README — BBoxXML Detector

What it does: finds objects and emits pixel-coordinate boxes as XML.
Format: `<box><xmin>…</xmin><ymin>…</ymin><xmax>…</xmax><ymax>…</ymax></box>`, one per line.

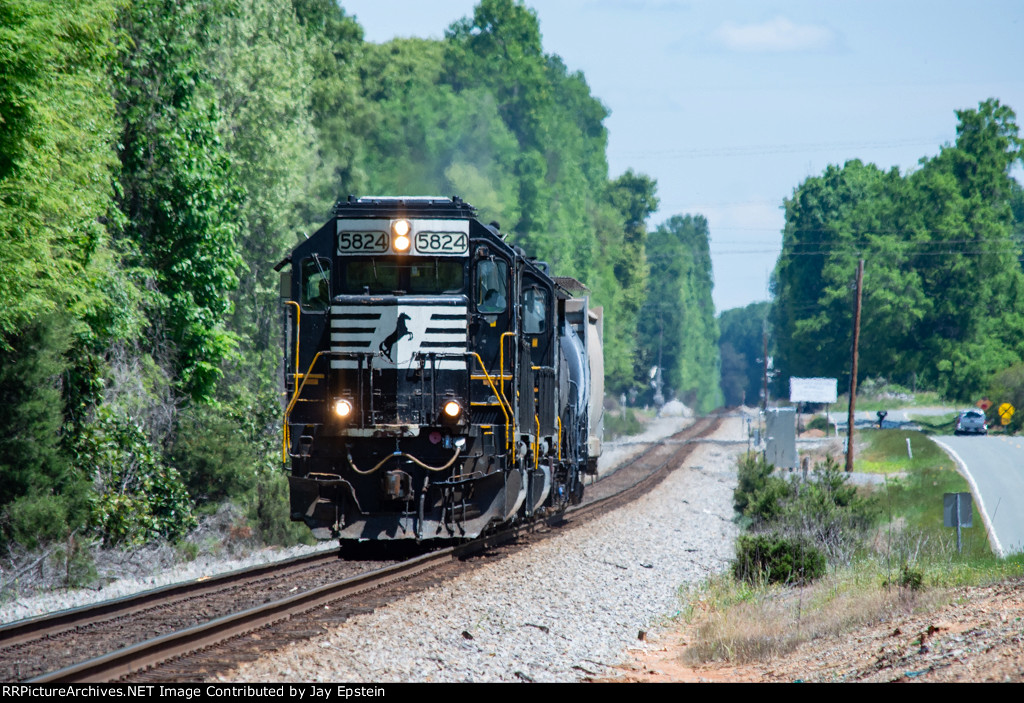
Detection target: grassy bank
<box><xmin>678</xmin><ymin>429</ymin><xmax>1024</xmax><ymax>665</ymax></box>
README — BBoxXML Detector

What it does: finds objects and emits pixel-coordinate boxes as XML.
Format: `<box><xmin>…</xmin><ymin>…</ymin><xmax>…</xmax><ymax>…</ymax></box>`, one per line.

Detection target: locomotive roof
<box><xmin>333</xmin><ymin>195</ymin><xmax>477</xmax><ymax>219</ymax></box>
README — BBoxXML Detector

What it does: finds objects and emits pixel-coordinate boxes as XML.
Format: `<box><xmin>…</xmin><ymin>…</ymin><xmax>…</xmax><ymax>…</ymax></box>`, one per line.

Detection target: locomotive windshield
<box><xmin>340</xmin><ymin>258</ymin><xmax>465</xmax><ymax>295</ymax></box>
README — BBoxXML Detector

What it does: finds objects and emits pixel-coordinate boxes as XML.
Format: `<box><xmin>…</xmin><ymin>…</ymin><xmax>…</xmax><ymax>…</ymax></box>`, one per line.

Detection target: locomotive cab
<box><xmin>279</xmin><ymin>196</ymin><xmax>599</xmax><ymax>542</ymax></box>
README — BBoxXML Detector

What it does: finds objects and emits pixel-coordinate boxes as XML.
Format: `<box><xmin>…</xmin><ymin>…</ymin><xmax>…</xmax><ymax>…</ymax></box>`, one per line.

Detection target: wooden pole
<box><xmin>846</xmin><ymin>259</ymin><xmax>864</xmax><ymax>472</ymax></box>
<box><xmin>762</xmin><ymin>321</ymin><xmax>769</xmax><ymax>411</ymax></box>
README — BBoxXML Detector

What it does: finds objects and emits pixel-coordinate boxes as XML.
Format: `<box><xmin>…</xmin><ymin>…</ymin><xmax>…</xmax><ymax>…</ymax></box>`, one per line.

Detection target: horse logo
<box><xmin>379</xmin><ymin>312</ymin><xmax>413</xmax><ymax>362</ymax></box>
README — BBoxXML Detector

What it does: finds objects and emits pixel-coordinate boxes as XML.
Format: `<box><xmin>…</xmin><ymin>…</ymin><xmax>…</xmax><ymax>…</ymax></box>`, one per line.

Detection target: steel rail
<box><xmin>0</xmin><ymin>549</ymin><xmax>339</xmax><ymax>649</ymax></box>
<box><xmin>29</xmin><ymin>547</ymin><xmax>462</xmax><ymax>683</ymax></box>
<box><xmin>568</xmin><ymin>416</ymin><xmax>722</xmax><ymax>519</ymax></box>
<box><xmin>17</xmin><ymin>414</ymin><xmax>724</xmax><ymax>683</ymax></box>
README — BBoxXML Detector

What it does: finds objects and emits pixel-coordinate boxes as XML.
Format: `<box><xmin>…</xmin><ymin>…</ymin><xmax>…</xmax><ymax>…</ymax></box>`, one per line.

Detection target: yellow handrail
<box><xmin>469</xmin><ymin>352</ymin><xmax>515</xmax><ymax>459</ymax></box>
<box><xmin>556</xmin><ymin>416</ymin><xmax>562</xmax><ymax>462</ymax></box>
<box><xmin>534</xmin><ymin>414</ymin><xmax>540</xmax><ymax>470</ymax></box>
<box><xmin>282</xmin><ymin>350</ymin><xmax>327</xmax><ymax>463</ymax></box>
<box><xmin>498</xmin><ymin>331</ymin><xmax>517</xmax><ymax>422</ymax></box>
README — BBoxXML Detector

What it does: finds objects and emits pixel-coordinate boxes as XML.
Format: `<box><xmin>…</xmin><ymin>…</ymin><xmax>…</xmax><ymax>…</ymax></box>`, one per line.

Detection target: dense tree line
<box><xmin>637</xmin><ymin>215</ymin><xmax>722</xmax><ymax>413</ymax></box>
<box><xmin>0</xmin><ymin>0</ymin><xmax>722</xmax><ymax>553</ymax></box>
<box><xmin>718</xmin><ymin>302</ymin><xmax>771</xmax><ymax>408</ymax></box>
<box><xmin>768</xmin><ymin>99</ymin><xmax>1024</xmax><ymax>403</ymax></box>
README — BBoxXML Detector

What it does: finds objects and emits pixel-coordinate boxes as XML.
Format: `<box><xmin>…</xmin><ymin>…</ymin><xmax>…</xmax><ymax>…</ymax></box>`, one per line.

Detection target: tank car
<box><xmin>277</xmin><ymin>196</ymin><xmax>603</xmax><ymax>541</ymax></box>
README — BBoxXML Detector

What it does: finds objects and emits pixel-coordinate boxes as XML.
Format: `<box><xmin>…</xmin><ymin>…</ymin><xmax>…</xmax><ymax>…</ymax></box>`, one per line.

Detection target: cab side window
<box><xmin>476</xmin><ymin>259</ymin><xmax>508</xmax><ymax>313</ymax></box>
<box><xmin>522</xmin><ymin>286</ymin><xmax>548</xmax><ymax>334</ymax></box>
<box><xmin>301</xmin><ymin>257</ymin><xmax>331</xmax><ymax>311</ymax></box>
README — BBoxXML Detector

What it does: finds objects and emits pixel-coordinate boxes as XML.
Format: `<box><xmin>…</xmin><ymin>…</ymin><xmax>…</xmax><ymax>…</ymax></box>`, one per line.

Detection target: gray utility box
<box><xmin>765</xmin><ymin>407</ymin><xmax>797</xmax><ymax>469</ymax></box>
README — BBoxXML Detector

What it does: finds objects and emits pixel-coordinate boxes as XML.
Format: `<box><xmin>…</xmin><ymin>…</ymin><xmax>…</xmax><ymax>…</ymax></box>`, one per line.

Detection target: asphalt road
<box><xmin>933</xmin><ymin>434</ymin><xmax>1024</xmax><ymax>557</ymax></box>
<box><xmin>832</xmin><ymin>406</ymin><xmax>955</xmax><ymax>432</ymax></box>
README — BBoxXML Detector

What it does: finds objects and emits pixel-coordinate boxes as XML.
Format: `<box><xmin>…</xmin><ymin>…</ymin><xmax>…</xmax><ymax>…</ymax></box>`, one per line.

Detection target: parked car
<box><xmin>954</xmin><ymin>409</ymin><xmax>988</xmax><ymax>435</ymax></box>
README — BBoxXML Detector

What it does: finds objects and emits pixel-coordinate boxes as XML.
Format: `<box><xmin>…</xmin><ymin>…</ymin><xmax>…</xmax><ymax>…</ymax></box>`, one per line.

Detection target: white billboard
<box><xmin>790</xmin><ymin>377</ymin><xmax>838</xmax><ymax>403</ymax></box>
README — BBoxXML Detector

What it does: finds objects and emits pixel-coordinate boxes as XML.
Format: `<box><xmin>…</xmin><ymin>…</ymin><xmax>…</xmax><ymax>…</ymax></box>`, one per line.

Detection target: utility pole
<box><xmin>761</xmin><ymin>321</ymin><xmax>769</xmax><ymax>411</ymax></box>
<box><xmin>846</xmin><ymin>259</ymin><xmax>864</xmax><ymax>473</ymax></box>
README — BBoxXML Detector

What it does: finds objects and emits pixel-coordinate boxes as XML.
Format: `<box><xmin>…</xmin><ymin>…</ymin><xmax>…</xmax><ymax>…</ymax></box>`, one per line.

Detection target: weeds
<box><xmin>680</xmin><ymin>429</ymin><xmax>1019</xmax><ymax>665</ymax></box>
<box><xmin>604</xmin><ymin>407</ymin><xmax>646</xmax><ymax>439</ymax></box>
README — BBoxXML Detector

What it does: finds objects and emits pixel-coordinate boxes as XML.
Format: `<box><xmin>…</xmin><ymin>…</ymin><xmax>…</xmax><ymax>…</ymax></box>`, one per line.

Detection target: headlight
<box><xmin>392</xmin><ymin>220</ymin><xmax>411</xmax><ymax>252</ymax></box>
<box><xmin>442</xmin><ymin>400</ymin><xmax>462</xmax><ymax>419</ymax></box>
<box><xmin>334</xmin><ymin>398</ymin><xmax>353</xmax><ymax>419</ymax></box>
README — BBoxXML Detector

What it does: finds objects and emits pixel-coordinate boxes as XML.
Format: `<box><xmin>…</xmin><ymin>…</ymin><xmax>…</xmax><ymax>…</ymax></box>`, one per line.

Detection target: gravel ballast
<box><xmin>222</xmin><ymin>415</ymin><xmax>745</xmax><ymax>683</ymax></box>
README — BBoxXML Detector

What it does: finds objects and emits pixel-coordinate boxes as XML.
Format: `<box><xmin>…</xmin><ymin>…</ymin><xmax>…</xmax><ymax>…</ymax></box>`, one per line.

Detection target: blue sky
<box><xmin>339</xmin><ymin>0</ymin><xmax>1024</xmax><ymax>312</ymax></box>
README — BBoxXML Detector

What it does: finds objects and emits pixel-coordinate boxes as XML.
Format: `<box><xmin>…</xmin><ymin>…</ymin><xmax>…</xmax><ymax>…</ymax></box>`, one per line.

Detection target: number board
<box><xmin>336</xmin><ymin>219</ymin><xmax>469</xmax><ymax>256</ymax></box>
<box><xmin>337</xmin><ymin>230</ymin><xmax>388</xmax><ymax>254</ymax></box>
<box><xmin>415</xmin><ymin>231</ymin><xmax>468</xmax><ymax>255</ymax></box>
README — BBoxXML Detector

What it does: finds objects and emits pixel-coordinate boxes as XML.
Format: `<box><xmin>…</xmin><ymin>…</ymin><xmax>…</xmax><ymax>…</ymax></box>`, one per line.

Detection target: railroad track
<box><xmin>3</xmin><ymin>415</ymin><xmax>723</xmax><ymax>683</ymax></box>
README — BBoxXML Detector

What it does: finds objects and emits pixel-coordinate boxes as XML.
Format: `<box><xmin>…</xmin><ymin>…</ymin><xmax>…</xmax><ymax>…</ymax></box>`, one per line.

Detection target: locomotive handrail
<box><xmin>409</xmin><ymin>349</ymin><xmax>515</xmax><ymax>460</ymax></box>
<box><xmin>468</xmin><ymin>352</ymin><xmax>514</xmax><ymax>459</ymax></box>
<box><xmin>282</xmin><ymin>350</ymin><xmax>345</xmax><ymax>463</ymax></box>
<box><xmin>556</xmin><ymin>416</ymin><xmax>562</xmax><ymax>462</ymax></box>
<box><xmin>498</xmin><ymin>331</ymin><xmax>517</xmax><ymax>425</ymax></box>
<box><xmin>534</xmin><ymin>414</ymin><xmax>540</xmax><ymax>470</ymax></box>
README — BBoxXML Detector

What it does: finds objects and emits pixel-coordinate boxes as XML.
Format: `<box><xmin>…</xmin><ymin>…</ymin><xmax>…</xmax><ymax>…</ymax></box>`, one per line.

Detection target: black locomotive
<box><xmin>277</xmin><ymin>196</ymin><xmax>604</xmax><ymax>541</ymax></box>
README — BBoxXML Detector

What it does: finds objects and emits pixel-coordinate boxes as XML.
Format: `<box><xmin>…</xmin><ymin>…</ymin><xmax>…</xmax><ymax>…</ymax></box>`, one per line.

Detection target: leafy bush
<box><xmin>897</xmin><ymin>562</ymin><xmax>924</xmax><ymax>591</ymax></box>
<box><xmin>249</xmin><ymin>469</ymin><xmax>314</xmax><ymax>547</ymax></box>
<box><xmin>75</xmin><ymin>408</ymin><xmax>196</xmax><ymax>545</ymax></box>
<box><xmin>605</xmin><ymin>407</ymin><xmax>644</xmax><ymax>439</ymax></box>
<box><xmin>805</xmin><ymin>415</ymin><xmax>830</xmax><ymax>432</ymax></box>
<box><xmin>170</xmin><ymin>403</ymin><xmax>257</xmax><ymax>504</ymax></box>
<box><xmin>734</xmin><ymin>454</ymin><xmax>878</xmax><ymax>564</ymax></box>
<box><xmin>733</xmin><ymin>533</ymin><xmax>826</xmax><ymax>585</ymax></box>
<box><xmin>2</xmin><ymin>493</ymin><xmax>72</xmax><ymax>550</ymax></box>
<box><xmin>734</xmin><ymin>453</ymin><xmax>789</xmax><ymax>522</ymax></box>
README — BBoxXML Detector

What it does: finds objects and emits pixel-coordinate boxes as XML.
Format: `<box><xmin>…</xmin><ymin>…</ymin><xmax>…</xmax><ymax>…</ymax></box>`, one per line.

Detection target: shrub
<box><xmin>2</xmin><ymin>493</ymin><xmax>72</xmax><ymax>550</ymax></box>
<box><xmin>734</xmin><ymin>453</ymin><xmax>790</xmax><ymax>522</ymax></box>
<box><xmin>248</xmin><ymin>469</ymin><xmax>313</xmax><ymax>547</ymax></box>
<box><xmin>805</xmin><ymin>415</ymin><xmax>830</xmax><ymax>432</ymax></box>
<box><xmin>605</xmin><ymin>407</ymin><xmax>644</xmax><ymax>439</ymax></box>
<box><xmin>734</xmin><ymin>454</ymin><xmax>878</xmax><ymax>565</ymax></box>
<box><xmin>75</xmin><ymin>408</ymin><xmax>196</xmax><ymax>545</ymax></box>
<box><xmin>733</xmin><ymin>533</ymin><xmax>826</xmax><ymax>585</ymax></box>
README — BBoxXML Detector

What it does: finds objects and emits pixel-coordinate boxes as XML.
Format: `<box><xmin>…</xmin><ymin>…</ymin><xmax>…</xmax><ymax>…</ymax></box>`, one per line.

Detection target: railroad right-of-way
<box><xmin>218</xmin><ymin>414</ymin><xmax>747</xmax><ymax>683</ymax></box>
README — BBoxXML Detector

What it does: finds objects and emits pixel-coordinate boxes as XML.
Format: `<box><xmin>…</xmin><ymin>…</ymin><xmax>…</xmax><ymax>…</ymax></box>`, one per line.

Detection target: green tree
<box><xmin>115</xmin><ymin>0</ymin><xmax>244</xmax><ymax>401</ymax></box>
<box><xmin>638</xmin><ymin>215</ymin><xmax>722</xmax><ymax>411</ymax></box>
<box><xmin>0</xmin><ymin>317</ymin><xmax>89</xmax><ymax>547</ymax></box>
<box><xmin>357</xmin><ymin>38</ymin><xmax>520</xmax><ymax>228</ymax></box>
<box><xmin>0</xmin><ymin>0</ymin><xmax>121</xmax><ymax>345</ymax></box>
<box><xmin>771</xmin><ymin>100</ymin><xmax>1024</xmax><ymax>402</ymax></box>
<box><xmin>719</xmin><ymin>301</ymin><xmax>771</xmax><ymax>407</ymax></box>
<box><xmin>291</xmin><ymin>0</ymin><xmax>368</xmax><ymax>215</ymax></box>
<box><xmin>203</xmin><ymin>0</ymin><xmax>325</xmax><ymax>390</ymax></box>
<box><xmin>907</xmin><ymin>100</ymin><xmax>1024</xmax><ymax>398</ymax></box>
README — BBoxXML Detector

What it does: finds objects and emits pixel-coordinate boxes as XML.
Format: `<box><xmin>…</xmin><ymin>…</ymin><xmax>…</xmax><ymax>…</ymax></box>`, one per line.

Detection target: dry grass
<box><xmin>681</xmin><ymin>568</ymin><xmax>949</xmax><ymax>665</ymax></box>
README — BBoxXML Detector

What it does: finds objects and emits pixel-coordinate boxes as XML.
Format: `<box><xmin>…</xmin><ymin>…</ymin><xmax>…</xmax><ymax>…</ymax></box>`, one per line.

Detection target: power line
<box><xmin>620</xmin><ymin>136</ymin><xmax>947</xmax><ymax>160</ymax></box>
